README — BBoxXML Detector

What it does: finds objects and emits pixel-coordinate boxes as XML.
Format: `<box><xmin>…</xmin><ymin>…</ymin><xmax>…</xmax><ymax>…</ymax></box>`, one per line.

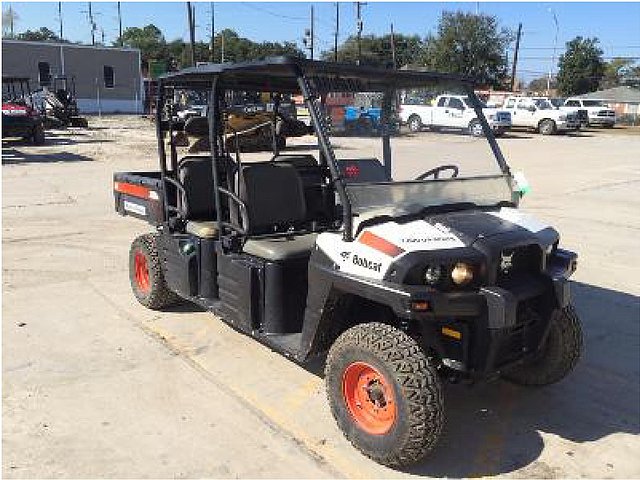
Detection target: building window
<box><xmin>103</xmin><ymin>66</ymin><xmax>114</xmax><ymax>88</ymax></box>
<box><xmin>38</xmin><ymin>62</ymin><xmax>51</xmax><ymax>86</ymax></box>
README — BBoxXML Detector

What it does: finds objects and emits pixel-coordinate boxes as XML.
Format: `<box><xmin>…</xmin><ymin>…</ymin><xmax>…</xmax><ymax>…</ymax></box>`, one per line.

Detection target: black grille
<box><xmin>496</xmin><ymin>244</ymin><xmax>542</xmax><ymax>285</ymax></box>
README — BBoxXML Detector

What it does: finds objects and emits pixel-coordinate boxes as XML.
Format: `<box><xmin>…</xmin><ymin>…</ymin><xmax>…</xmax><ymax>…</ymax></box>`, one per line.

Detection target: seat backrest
<box><xmin>178</xmin><ymin>156</ymin><xmax>216</xmax><ymax>220</ymax></box>
<box><xmin>239</xmin><ymin>163</ymin><xmax>307</xmax><ymax>234</ymax></box>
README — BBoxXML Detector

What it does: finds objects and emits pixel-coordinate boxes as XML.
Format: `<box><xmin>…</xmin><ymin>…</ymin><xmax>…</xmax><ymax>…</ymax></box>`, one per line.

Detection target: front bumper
<box><xmin>556</xmin><ymin>119</ymin><xmax>580</xmax><ymax>131</ymax></box>
<box><xmin>588</xmin><ymin>116</ymin><xmax>616</xmax><ymax>126</ymax></box>
<box><xmin>2</xmin><ymin>115</ymin><xmax>37</xmax><ymax>138</ymax></box>
<box><xmin>404</xmin><ymin>249</ymin><xmax>578</xmax><ymax>377</ymax></box>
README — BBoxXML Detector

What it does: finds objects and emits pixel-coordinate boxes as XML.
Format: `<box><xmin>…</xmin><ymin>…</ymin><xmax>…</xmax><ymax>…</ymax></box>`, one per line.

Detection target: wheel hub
<box><xmin>342</xmin><ymin>362</ymin><xmax>396</xmax><ymax>435</ymax></box>
<box><xmin>134</xmin><ymin>251</ymin><xmax>150</xmax><ymax>292</ymax></box>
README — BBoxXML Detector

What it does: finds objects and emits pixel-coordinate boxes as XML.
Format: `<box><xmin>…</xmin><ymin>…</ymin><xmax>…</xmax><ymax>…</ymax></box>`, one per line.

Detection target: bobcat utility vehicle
<box><xmin>114</xmin><ymin>57</ymin><xmax>582</xmax><ymax>467</ymax></box>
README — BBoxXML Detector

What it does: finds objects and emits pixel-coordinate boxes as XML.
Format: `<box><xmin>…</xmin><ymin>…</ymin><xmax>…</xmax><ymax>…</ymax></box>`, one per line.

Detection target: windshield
<box><xmin>583</xmin><ymin>100</ymin><xmax>607</xmax><ymax>107</ymax></box>
<box><xmin>315</xmin><ymin>80</ymin><xmax>512</xmax><ymax>221</ymax></box>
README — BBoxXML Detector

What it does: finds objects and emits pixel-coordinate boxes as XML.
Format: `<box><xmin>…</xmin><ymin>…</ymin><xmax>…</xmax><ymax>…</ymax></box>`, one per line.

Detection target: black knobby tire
<box><xmin>129</xmin><ymin>234</ymin><xmax>180</xmax><ymax>310</ymax></box>
<box><xmin>539</xmin><ymin>119</ymin><xmax>556</xmax><ymax>135</ymax></box>
<box><xmin>468</xmin><ymin>119</ymin><xmax>484</xmax><ymax>137</ymax></box>
<box><xmin>502</xmin><ymin>305</ymin><xmax>583</xmax><ymax>386</ymax></box>
<box><xmin>408</xmin><ymin>115</ymin><xmax>422</xmax><ymax>133</ymax></box>
<box><xmin>32</xmin><ymin>124</ymin><xmax>45</xmax><ymax>145</ymax></box>
<box><xmin>325</xmin><ymin>322</ymin><xmax>444</xmax><ymax>467</ymax></box>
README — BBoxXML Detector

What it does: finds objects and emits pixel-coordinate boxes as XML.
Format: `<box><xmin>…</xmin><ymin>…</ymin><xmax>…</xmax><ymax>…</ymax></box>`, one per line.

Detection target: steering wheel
<box><xmin>415</xmin><ymin>164</ymin><xmax>459</xmax><ymax>180</ymax></box>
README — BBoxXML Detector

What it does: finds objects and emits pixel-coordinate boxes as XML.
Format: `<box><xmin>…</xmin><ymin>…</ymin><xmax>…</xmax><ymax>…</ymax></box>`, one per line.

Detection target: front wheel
<box><xmin>407</xmin><ymin>115</ymin><xmax>423</xmax><ymax>133</ymax></box>
<box><xmin>538</xmin><ymin>119</ymin><xmax>557</xmax><ymax>135</ymax></box>
<box><xmin>468</xmin><ymin>119</ymin><xmax>484</xmax><ymax>137</ymax></box>
<box><xmin>502</xmin><ymin>306</ymin><xmax>583</xmax><ymax>386</ymax></box>
<box><xmin>129</xmin><ymin>234</ymin><xmax>180</xmax><ymax>310</ymax></box>
<box><xmin>325</xmin><ymin>322</ymin><xmax>444</xmax><ymax>467</ymax></box>
<box><xmin>32</xmin><ymin>124</ymin><xmax>45</xmax><ymax>145</ymax></box>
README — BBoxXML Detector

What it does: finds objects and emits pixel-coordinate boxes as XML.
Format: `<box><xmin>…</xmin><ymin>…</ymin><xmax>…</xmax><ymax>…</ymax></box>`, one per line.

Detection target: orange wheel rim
<box><xmin>134</xmin><ymin>251</ymin><xmax>150</xmax><ymax>292</ymax></box>
<box><xmin>342</xmin><ymin>362</ymin><xmax>396</xmax><ymax>435</ymax></box>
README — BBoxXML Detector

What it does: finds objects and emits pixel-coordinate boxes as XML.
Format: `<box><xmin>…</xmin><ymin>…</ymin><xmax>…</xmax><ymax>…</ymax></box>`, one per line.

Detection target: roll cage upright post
<box><xmin>466</xmin><ymin>86</ymin><xmax>511</xmax><ymax>176</ymax></box>
<box><xmin>207</xmin><ymin>77</ymin><xmax>224</xmax><ymax>237</ymax></box>
<box><xmin>295</xmin><ymin>67</ymin><xmax>354</xmax><ymax>242</ymax></box>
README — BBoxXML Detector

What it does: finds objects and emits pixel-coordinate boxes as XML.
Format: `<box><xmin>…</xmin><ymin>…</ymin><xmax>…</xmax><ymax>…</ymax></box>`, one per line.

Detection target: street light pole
<box><xmin>546</xmin><ymin>8</ymin><xmax>559</xmax><ymax>95</ymax></box>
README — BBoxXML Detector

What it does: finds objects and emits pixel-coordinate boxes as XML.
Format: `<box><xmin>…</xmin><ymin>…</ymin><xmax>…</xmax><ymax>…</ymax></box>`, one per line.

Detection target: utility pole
<box><xmin>510</xmin><ymin>23</ymin><xmax>522</xmax><ymax>92</ymax></box>
<box><xmin>88</xmin><ymin>2</ymin><xmax>95</xmax><ymax>46</ymax></box>
<box><xmin>390</xmin><ymin>23</ymin><xmax>396</xmax><ymax>69</ymax></box>
<box><xmin>334</xmin><ymin>2</ymin><xmax>339</xmax><ymax>62</ymax></box>
<box><xmin>9</xmin><ymin>4</ymin><xmax>14</xmax><ymax>38</ymax></box>
<box><xmin>356</xmin><ymin>2</ymin><xmax>363</xmax><ymax>65</ymax></box>
<box><xmin>303</xmin><ymin>6</ymin><xmax>314</xmax><ymax>60</ymax></box>
<box><xmin>58</xmin><ymin>2</ymin><xmax>63</xmax><ymax>40</ymax></box>
<box><xmin>117</xmin><ymin>2</ymin><xmax>122</xmax><ymax>45</ymax></box>
<box><xmin>187</xmin><ymin>2</ymin><xmax>196</xmax><ymax>66</ymax></box>
<box><xmin>101</xmin><ymin>27</ymin><xmax>105</xmax><ymax>45</ymax></box>
<box><xmin>546</xmin><ymin>8</ymin><xmax>559</xmax><ymax>95</ymax></box>
<box><xmin>209</xmin><ymin>2</ymin><xmax>215</xmax><ymax>62</ymax></box>
<box><xmin>221</xmin><ymin>32</ymin><xmax>225</xmax><ymax>63</ymax></box>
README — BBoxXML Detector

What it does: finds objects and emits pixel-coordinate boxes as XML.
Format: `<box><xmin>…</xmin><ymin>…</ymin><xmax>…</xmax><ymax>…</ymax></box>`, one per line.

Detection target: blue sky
<box><xmin>5</xmin><ymin>1</ymin><xmax>640</xmax><ymax>81</ymax></box>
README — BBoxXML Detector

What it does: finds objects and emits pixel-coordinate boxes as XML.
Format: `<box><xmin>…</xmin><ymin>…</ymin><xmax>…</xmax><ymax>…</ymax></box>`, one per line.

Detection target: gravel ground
<box><xmin>3</xmin><ymin>116</ymin><xmax>639</xmax><ymax>478</ymax></box>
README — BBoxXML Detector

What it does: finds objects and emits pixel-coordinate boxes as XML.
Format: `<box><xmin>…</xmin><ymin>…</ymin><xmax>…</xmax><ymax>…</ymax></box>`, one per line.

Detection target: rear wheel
<box><xmin>325</xmin><ymin>322</ymin><xmax>444</xmax><ymax>467</ymax></box>
<box><xmin>468</xmin><ymin>119</ymin><xmax>484</xmax><ymax>137</ymax></box>
<box><xmin>407</xmin><ymin>115</ymin><xmax>422</xmax><ymax>133</ymax></box>
<box><xmin>502</xmin><ymin>306</ymin><xmax>583</xmax><ymax>386</ymax></box>
<box><xmin>129</xmin><ymin>234</ymin><xmax>179</xmax><ymax>310</ymax></box>
<box><xmin>538</xmin><ymin>119</ymin><xmax>556</xmax><ymax>135</ymax></box>
<box><xmin>32</xmin><ymin>124</ymin><xmax>45</xmax><ymax>145</ymax></box>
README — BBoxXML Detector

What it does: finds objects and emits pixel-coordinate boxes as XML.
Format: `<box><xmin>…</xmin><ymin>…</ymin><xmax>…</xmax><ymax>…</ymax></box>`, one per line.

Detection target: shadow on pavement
<box><xmin>2</xmin><ymin>145</ymin><xmax>93</xmax><ymax>165</ymax></box>
<box><xmin>405</xmin><ymin>280</ymin><xmax>639</xmax><ymax>477</ymax></box>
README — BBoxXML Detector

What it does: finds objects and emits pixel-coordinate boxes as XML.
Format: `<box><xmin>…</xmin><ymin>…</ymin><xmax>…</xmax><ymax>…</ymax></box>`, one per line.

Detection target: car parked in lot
<box><xmin>400</xmin><ymin>94</ymin><xmax>511</xmax><ymax>136</ymax></box>
<box><xmin>502</xmin><ymin>96</ymin><xmax>580</xmax><ymax>135</ymax></box>
<box><xmin>563</xmin><ymin>98</ymin><xmax>616</xmax><ymax>127</ymax></box>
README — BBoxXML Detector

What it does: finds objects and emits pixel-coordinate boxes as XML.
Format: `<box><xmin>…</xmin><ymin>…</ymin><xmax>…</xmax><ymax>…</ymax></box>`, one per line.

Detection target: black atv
<box><xmin>113</xmin><ymin>57</ymin><xmax>582</xmax><ymax>467</ymax></box>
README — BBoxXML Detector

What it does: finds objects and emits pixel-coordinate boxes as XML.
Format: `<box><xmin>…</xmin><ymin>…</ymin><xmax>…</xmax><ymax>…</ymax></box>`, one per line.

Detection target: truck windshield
<box><xmin>315</xmin><ymin>80</ymin><xmax>512</xmax><ymax>221</ymax></box>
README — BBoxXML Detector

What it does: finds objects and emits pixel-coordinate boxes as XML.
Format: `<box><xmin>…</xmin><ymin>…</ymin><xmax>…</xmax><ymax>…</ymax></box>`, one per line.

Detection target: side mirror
<box><xmin>513</xmin><ymin>171</ymin><xmax>531</xmax><ymax>197</ymax></box>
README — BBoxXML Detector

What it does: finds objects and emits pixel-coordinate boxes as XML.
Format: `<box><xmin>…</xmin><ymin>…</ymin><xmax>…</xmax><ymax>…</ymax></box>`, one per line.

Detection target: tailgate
<box><xmin>113</xmin><ymin>171</ymin><xmax>165</xmax><ymax>225</ymax></box>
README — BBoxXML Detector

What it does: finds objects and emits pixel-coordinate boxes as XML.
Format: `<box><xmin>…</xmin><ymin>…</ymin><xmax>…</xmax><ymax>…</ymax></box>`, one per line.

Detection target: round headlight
<box><xmin>451</xmin><ymin>262</ymin><xmax>474</xmax><ymax>285</ymax></box>
<box><xmin>424</xmin><ymin>265</ymin><xmax>443</xmax><ymax>285</ymax></box>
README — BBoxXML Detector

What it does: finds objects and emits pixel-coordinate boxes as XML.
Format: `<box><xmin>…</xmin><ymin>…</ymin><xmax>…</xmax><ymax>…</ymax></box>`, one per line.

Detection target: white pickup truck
<box><xmin>399</xmin><ymin>94</ymin><xmax>512</xmax><ymax>136</ymax></box>
<box><xmin>502</xmin><ymin>96</ymin><xmax>580</xmax><ymax>135</ymax></box>
<box><xmin>562</xmin><ymin>98</ymin><xmax>616</xmax><ymax>127</ymax></box>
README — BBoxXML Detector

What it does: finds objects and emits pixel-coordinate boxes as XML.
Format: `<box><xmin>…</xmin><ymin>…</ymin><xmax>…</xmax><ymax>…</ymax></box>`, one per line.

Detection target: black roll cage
<box><xmin>2</xmin><ymin>77</ymin><xmax>33</xmax><ymax>102</ymax></box>
<box><xmin>154</xmin><ymin>56</ymin><xmax>511</xmax><ymax>243</ymax></box>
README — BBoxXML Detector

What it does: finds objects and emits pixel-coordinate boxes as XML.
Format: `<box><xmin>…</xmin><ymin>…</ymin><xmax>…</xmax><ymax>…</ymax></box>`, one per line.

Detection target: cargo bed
<box><xmin>113</xmin><ymin>171</ymin><xmax>166</xmax><ymax>225</ymax></box>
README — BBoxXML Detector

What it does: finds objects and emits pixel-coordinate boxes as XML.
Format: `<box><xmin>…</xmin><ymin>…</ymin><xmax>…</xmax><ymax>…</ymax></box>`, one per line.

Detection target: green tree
<box><xmin>528</xmin><ymin>76</ymin><xmax>556</xmax><ymax>93</ymax></box>
<box><xmin>116</xmin><ymin>24</ymin><xmax>169</xmax><ymax>71</ymax></box>
<box><xmin>16</xmin><ymin>26</ymin><xmax>60</xmax><ymax>42</ymax></box>
<box><xmin>556</xmin><ymin>36</ymin><xmax>605</xmax><ymax>95</ymax></box>
<box><xmin>322</xmin><ymin>33</ymin><xmax>424</xmax><ymax>68</ymax></box>
<box><xmin>422</xmin><ymin>11</ymin><xmax>513</xmax><ymax>87</ymax></box>
<box><xmin>600</xmin><ymin>58</ymin><xmax>637</xmax><ymax>89</ymax></box>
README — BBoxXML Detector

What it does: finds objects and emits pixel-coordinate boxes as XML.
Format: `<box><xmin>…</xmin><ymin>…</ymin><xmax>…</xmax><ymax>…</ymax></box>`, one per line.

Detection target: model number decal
<box><xmin>123</xmin><ymin>200</ymin><xmax>146</xmax><ymax>216</ymax></box>
<box><xmin>352</xmin><ymin>254</ymin><xmax>382</xmax><ymax>272</ymax></box>
<box><xmin>401</xmin><ymin>236</ymin><xmax>457</xmax><ymax>243</ymax></box>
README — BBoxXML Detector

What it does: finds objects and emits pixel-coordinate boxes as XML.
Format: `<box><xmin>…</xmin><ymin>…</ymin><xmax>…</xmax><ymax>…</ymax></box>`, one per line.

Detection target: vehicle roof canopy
<box><xmin>159</xmin><ymin>56</ymin><xmax>476</xmax><ymax>93</ymax></box>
